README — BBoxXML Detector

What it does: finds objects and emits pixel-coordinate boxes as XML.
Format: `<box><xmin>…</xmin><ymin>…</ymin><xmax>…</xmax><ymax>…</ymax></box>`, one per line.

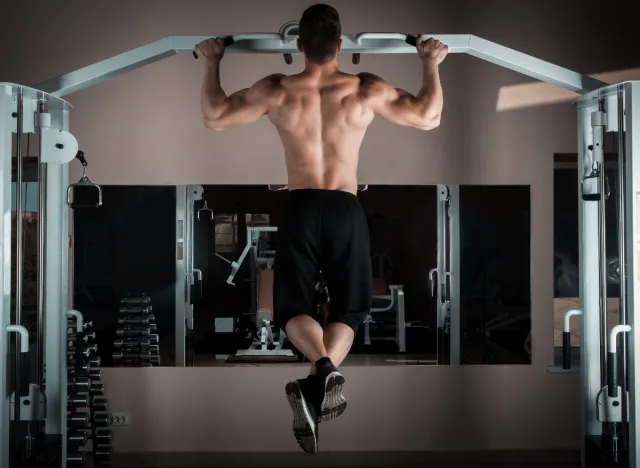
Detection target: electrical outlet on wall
<box><xmin>111</xmin><ymin>413</ymin><xmax>130</xmax><ymax>426</ymax></box>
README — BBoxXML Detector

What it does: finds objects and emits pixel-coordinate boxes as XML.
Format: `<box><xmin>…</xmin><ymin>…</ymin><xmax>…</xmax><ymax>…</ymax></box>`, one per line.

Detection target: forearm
<box><xmin>201</xmin><ymin>60</ymin><xmax>229</xmax><ymax>121</ymax></box>
<box><xmin>416</xmin><ymin>60</ymin><xmax>443</xmax><ymax>123</ymax></box>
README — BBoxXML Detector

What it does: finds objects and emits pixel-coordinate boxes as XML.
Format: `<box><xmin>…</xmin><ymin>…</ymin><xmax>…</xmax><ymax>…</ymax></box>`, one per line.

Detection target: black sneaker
<box><xmin>314</xmin><ymin>357</ymin><xmax>347</xmax><ymax>422</ymax></box>
<box><xmin>285</xmin><ymin>379</ymin><xmax>319</xmax><ymax>454</ymax></box>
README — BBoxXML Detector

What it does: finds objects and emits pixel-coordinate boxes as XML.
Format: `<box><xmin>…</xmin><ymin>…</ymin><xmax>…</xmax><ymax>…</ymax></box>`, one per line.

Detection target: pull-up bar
<box><xmin>33</xmin><ymin>28</ymin><xmax>607</xmax><ymax>98</ymax></box>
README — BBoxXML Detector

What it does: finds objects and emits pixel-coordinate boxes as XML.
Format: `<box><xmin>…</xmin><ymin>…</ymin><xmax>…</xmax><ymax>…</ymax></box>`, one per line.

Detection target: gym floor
<box><xmin>108</xmin><ymin>450</ymin><xmax>581</xmax><ymax>467</ymax></box>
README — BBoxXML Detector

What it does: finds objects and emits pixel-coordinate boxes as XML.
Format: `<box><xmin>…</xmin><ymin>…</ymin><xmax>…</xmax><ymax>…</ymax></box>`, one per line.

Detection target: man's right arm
<box><xmin>362</xmin><ymin>37</ymin><xmax>448</xmax><ymax>131</ymax></box>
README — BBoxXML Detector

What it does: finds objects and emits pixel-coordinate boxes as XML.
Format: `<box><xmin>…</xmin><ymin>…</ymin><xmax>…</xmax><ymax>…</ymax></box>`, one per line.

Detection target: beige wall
<box><xmin>3</xmin><ymin>0</ymin><xmax>636</xmax><ymax>453</ymax></box>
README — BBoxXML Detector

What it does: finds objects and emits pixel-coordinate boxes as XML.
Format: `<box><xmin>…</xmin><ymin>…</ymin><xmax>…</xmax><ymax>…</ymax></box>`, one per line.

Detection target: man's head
<box><xmin>297</xmin><ymin>4</ymin><xmax>342</xmax><ymax>64</ymax></box>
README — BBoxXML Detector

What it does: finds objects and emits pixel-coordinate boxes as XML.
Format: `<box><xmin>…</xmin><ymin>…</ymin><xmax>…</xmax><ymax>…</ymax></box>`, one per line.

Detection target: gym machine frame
<box><xmin>3</xmin><ymin>18</ymin><xmax>632</xmax><ymax>468</ymax></box>
<box><xmin>218</xmin><ymin>225</ymin><xmax>294</xmax><ymax>357</ymax></box>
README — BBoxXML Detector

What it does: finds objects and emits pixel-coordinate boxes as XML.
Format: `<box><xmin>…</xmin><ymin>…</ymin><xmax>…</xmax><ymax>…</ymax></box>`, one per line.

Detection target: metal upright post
<box><xmin>623</xmin><ymin>81</ymin><xmax>640</xmax><ymax>468</ymax></box>
<box><xmin>615</xmin><ymin>86</ymin><xmax>629</xmax><ymax>449</ymax></box>
<box><xmin>449</xmin><ymin>185</ymin><xmax>461</xmax><ymax>365</ymax></box>
<box><xmin>577</xmin><ymin>102</ymin><xmax>604</xmax><ymax>466</ymax></box>
<box><xmin>0</xmin><ymin>84</ymin><xmax>15</xmax><ymax>468</ymax></box>
<box><xmin>175</xmin><ymin>186</ymin><xmax>186</xmax><ymax>367</ymax></box>
<box><xmin>44</xmin><ymin>107</ymin><xmax>70</xmax><ymax>466</ymax></box>
<box><xmin>36</xmin><ymin>101</ymin><xmax>47</xmax><ymax>394</ymax></box>
<box><xmin>14</xmin><ymin>88</ymin><xmax>24</xmax><ymax>431</ymax></box>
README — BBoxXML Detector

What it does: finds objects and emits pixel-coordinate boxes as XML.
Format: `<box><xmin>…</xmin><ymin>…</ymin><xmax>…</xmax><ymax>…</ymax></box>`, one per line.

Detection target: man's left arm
<box><xmin>197</xmin><ymin>37</ymin><xmax>282</xmax><ymax>130</ymax></box>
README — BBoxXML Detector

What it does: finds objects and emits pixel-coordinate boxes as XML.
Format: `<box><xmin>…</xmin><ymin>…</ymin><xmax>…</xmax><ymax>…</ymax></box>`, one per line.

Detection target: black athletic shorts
<box><xmin>274</xmin><ymin>189</ymin><xmax>372</xmax><ymax>333</ymax></box>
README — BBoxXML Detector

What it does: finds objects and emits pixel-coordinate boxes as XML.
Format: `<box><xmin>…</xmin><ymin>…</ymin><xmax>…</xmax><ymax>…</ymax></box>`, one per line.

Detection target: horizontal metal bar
<box><xmin>32</xmin><ymin>32</ymin><xmax>606</xmax><ymax>98</ymax></box>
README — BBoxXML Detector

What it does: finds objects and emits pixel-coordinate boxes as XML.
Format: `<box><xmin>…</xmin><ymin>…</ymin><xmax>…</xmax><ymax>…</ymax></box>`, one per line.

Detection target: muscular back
<box><xmin>266</xmin><ymin>71</ymin><xmax>376</xmax><ymax>194</ymax></box>
<box><xmin>201</xmin><ymin>48</ymin><xmax>444</xmax><ymax>193</ymax></box>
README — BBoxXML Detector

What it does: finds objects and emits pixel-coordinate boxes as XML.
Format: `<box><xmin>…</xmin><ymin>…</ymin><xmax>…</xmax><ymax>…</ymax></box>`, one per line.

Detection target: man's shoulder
<box><xmin>354</xmin><ymin>72</ymin><xmax>389</xmax><ymax>94</ymax></box>
<box><xmin>257</xmin><ymin>73</ymin><xmax>287</xmax><ymax>87</ymax></box>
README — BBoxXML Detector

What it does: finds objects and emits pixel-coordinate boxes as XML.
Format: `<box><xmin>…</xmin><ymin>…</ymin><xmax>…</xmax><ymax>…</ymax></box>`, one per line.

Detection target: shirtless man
<box><xmin>196</xmin><ymin>3</ymin><xmax>447</xmax><ymax>454</ymax></box>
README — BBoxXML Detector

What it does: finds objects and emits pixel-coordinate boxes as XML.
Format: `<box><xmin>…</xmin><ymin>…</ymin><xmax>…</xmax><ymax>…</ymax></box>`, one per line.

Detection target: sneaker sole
<box><xmin>319</xmin><ymin>371</ymin><xmax>347</xmax><ymax>422</ymax></box>
<box><xmin>285</xmin><ymin>381</ymin><xmax>318</xmax><ymax>454</ymax></box>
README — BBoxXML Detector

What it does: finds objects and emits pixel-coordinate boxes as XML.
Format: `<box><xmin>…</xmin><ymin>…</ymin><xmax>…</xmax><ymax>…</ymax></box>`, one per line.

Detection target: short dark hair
<box><xmin>298</xmin><ymin>4</ymin><xmax>341</xmax><ymax>64</ymax></box>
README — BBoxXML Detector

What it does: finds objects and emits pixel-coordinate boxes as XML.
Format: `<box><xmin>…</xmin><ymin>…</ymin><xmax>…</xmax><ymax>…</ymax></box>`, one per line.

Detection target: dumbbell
<box><xmin>114</xmin><ymin>338</ymin><xmax>150</xmax><ymax>348</ymax></box>
<box><xmin>116</xmin><ymin>327</ymin><xmax>150</xmax><ymax>337</ymax></box>
<box><xmin>91</xmin><ymin>383</ymin><xmax>106</xmax><ymax>396</ymax></box>
<box><xmin>149</xmin><ymin>334</ymin><xmax>159</xmax><ymax>344</ymax></box>
<box><xmin>68</xmin><ymin>363</ymin><xmax>91</xmax><ymax>374</ymax></box>
<box><xmin>68</xmin><ymin>356</ymin><xmax>101</xmax><ymax>369</ymax></box>
<box><xmin>119</xmin><ymin>305</ymin><xmax>153</xmax><ymax>314</ymax></box>
<box><xmin>67</xmin><ymin>332</ymin><xmax>95</xmax><ymax>343</ymax></box>
<box><xmin>95</xmin><ymin>445</ymin><xmax>113</xmax><ymax>462</ymax></box>
<box><xmin>68</xmin><ymin>395</ymin><xmax>90</xmax><ymax>408</ymax></box>
<box><xmin>120</xmin><ymin>344</ymin><xmax>160</xmax><ymax>354</ymax></box>
<box><xmin>112</xmin><ymin>351</ymin><xmax>151</xmax><ymax>360</ymax></box>
<box><xmin>121</xmin><ymin>295</ymin><xmax>151</xmax><ymax>304</ymax></box>
<box><xmin>68</xmin><ymin>368</ymin><xmax>102</xmax><ymax>380</ymax></box>
<box><xmin>93</xmin><ymin>412</ymin><xmax>112</xmax><ymax>427</ymax></box>
<box><xmin>67</xmin><ymin>431</ymin><xmax>88</xmax><ymax>446</ymax></box>
<box><xmin>67</xmin><ymin>320</ymin><xmax>93</xmax><ymax>330</ymax></box>
<box><xmin>67</xmin><ymin>348</ymin><xmax>91</xmax><ymax>358</ymax></box>
<box><xmin>78</xmin><ymin>428</ymin><xmax>114</xmax><ymax>445</ymax></box>
<box><xmin>67</xmin><ymin>412</ymin><xmax>91</xmax><ymax>427</ymax></box>
<box><xmin>118</xmin><ymin>317</ymin><xmax>151</xmax><ymax>326</ymax></box>
<box><xmin>68</xmin><ymin>377</ymin><xmax>91</xmax><ymax>392</ymax></box>
<box><xmin>92</xmin><ymin>397</ymin><xmax>109</xmax><ymax>412</ymax></box>
<box><xmin>69</xmin><ymin>343</ymin><xmax>98</xmax><ymax>355</ymax></box>
<box><xmin>66</xmin><ymin>452</ymin><xmax>86</xmax><ymax>463</ymax></box>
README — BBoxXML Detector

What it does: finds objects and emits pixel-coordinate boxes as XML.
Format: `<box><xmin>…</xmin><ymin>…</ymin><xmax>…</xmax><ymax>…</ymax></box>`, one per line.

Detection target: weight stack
<box><xmin>113</xmin><ymin>294</ymin><xmax>161</xmax><ymax>367</ymax></box>
<box><xmin>67</xmin><ymin>318</ymin><xmax>114</xmax><ymax>465</ymax></box>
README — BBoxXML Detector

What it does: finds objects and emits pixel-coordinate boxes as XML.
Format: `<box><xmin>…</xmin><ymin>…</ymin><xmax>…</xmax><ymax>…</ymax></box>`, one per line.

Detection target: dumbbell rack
<box><xmin>112</xmin><ymin>294</ymin><xmax>160</xmax><ymax>367</ymax></box>
<box><xmin>67</xmin><ymin>318</ymin><xmax>114</xmax><ymax>465</ymax></box>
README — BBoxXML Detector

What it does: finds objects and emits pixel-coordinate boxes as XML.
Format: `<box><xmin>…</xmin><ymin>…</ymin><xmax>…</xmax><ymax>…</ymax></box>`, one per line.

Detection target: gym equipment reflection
<box><xmin>71</xmin><ymin>184</ymin><xmax>532</xmax><ymax>367</ymax></box>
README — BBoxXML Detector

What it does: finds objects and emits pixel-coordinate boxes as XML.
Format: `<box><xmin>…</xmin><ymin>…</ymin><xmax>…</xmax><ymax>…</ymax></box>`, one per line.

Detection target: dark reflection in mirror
<box><xmin>459</xmin><ymin>185</ymin><xmax>531</xmax><ymax>365</ymax></box>
<box><xmin>73</xmin><ymin>186</ymin><xmax>176</xmax><ymax>367</ymax></box>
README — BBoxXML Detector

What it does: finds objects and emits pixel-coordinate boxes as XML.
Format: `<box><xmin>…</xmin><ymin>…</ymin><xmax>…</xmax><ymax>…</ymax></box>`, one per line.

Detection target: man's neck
<box><xmin>303</xmin><ymin>58</ymin><xmax>339</xmax><ymax>76</ymax></box>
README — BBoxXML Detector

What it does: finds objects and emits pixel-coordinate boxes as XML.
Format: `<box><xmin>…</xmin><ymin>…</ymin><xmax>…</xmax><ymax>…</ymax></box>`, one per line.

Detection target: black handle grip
<box><xmin>76</xmin><ymin>150</ymin><xmax>87</xmax><ymax>166</ymax></box>
<box><xmin>193</xmin><ymin>36</ymin><xmax>236</xmax><ymax>59</ymax></box>
<box><xmin>562</xmin><ymin>332</ymin><xmax>571</xmax><ymax>370</ymax></box>
<box><xmin>608</xmin><ymin>351</ymin><xmax>618</xmax><ymax>398</ymax></box>
<box><xmin>405</xmin><ymin>35</ymin><xmax>418</xmax><ymax>47</ymax></box>
<box><xmin>19</xmin><ymin>352</ymin><xmax>30</xmax><ymax>397</ymax></box>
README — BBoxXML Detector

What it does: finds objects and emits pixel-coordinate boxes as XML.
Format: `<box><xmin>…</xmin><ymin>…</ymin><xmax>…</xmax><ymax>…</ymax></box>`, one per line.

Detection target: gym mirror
<box><xmin>72</xmin><ymin>184</ymin><xmax>532</xmax><ymax>368</ymax></box>
<box><xmin>457</xmin><ymin>185</ymin><xmax>532</xmax><ymax>365</ymax></box>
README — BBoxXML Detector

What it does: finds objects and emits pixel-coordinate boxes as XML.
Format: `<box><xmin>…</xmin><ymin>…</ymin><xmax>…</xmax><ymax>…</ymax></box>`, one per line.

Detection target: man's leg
<box><xmin>274</xmin><ymin>190</ymin><xmax>325</xmax><ymax>454</ymax></box>
<box><xmin>314</xmin><ymin>190</ymin><xmax>373</xmax><ymax>422</ymax></box>
<box><xmin>285</xmin><ymin>315</ymin><xmax>328</xmax><ymax>366</ymax></box>
<box><xmin>323</xmin><ymin>322</ymin><xmax>355</xmax><ymax>367</ymax></box>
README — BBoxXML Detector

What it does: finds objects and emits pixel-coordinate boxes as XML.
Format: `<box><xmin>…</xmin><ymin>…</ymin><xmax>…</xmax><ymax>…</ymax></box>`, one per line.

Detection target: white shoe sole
<box><xmin>285</xmin><ymin>381</ymin><xmax>318</xmax><ymax>454</ymax></box>
<box><xmin>319</xmin><ymin>371</ymin><xmax>347</xmax><ymax>422</ymax></box>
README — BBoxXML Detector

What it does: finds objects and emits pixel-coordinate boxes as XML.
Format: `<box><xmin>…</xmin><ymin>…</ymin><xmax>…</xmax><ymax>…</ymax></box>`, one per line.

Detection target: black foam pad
<box><xmin>193</xmin><ymin>36</ymin><xmax>236</xmax><ymax>59</ymax></box>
